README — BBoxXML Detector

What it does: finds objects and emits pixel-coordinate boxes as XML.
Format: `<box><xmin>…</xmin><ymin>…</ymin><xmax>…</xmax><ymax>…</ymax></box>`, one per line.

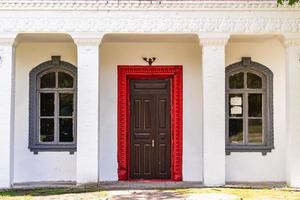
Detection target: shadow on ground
<box><xmin>0</xmin><ymin>187</ymin><xmax>104</xmax><ymax>197</ymax></box>
<box><xmin>106</xmin><ymin>190</ymin><xmax>186</xmax><ymax>200</ymax></box>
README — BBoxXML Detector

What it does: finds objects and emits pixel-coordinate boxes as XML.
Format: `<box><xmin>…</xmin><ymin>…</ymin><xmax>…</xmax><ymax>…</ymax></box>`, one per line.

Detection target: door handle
<box><xmin>152</xmin><ymin>140</ymin><xmax>155</xmax><ymax>147</ymax></box>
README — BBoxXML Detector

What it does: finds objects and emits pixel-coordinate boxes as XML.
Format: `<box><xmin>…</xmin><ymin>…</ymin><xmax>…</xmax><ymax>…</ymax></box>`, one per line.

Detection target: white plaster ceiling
<box><xmin>16</xmin><ymin>33</ymin><xmax>199</xmax><ymax>43</ymax></box>
<box><xmin>229</xmin><ymin>34</ymin><xmax>281</xmax><ymax>43</ymax></box>
<box><xmin>103</xmin><ymin>34</ymin><xmax>199</xmax><ymax>43</ymax></box>
<box><xmin>16</xmin><ymin>33</ymin><xmax>74</xmax><ymax>43</ymax></box>
<box><xmin>15</xmin><ymin>33</ymin><xmax>281</xmax><ymax>44</ymax></box>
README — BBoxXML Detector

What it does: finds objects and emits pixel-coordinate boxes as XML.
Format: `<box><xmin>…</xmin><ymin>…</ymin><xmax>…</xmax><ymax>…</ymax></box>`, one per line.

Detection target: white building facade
<box><xmin>0</xmin><ymin>0</ymin><xmax>300</xmax><ymax>189</ymax></box>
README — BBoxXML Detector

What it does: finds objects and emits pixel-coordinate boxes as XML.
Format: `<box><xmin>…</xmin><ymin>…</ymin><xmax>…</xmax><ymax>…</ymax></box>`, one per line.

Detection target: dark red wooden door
<box><xmin>130</xmin><ymin>79</ymin><xmax>171</xmax><ymax>179</ymax></box>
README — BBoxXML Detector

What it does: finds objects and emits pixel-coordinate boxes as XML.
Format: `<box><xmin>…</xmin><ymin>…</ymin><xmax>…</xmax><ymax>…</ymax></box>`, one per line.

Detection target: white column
<box><xmin>199</xmin><ymin>34</ymin><xmax>229</xmax><ymax>186</ymax></box>
<box><xmin>285</xmin><ymin>35</ymin><xmax>300</xmax><ymax>187</ymax></box>
<box><xmin>73</xmin><ymin>36</ymin><xmax>102</xmax><ymax>184</ymax></box>
<box><xmin>0</xmin><ymin>36</ymin><xmax>16</xmax><ymax>188</ymax></box>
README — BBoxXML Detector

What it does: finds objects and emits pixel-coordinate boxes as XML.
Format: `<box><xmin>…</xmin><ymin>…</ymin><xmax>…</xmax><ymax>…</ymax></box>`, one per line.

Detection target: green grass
<box><xmin>174</xmin><ymin>187</ymin><xmax>300</xmax><ymax>200</ymax></box>
<box><xmin>0</xmin><ymin>187</ymin><xmax>107</xmax><ymax>200</ymax></box>
<box><xmin>1</xmin><ymin>187</ymin><xmax>300</xmax><ymax>200</ymax></box>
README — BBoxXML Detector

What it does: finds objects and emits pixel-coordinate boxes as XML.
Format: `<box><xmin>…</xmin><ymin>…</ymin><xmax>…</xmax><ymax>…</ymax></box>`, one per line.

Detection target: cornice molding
<box><xmin>0</xmin><ymin>38</ymin><xmax>15</xmax><ymax>46</ymax></box>
<box><xmin>200</xmin><ymin>38</ymin><xmax>229</xmax><ymax>46</ymax></box>
<box><xmin>0</xmin><ymin>1</ymin><xmax>299</xmax><ymax>11</ymax></box>
<box><xmin>199</xmin><ymin>34</ymin><xmax>229</xmax><ymax>46</ymax></box>
<box><xmin>0</xmin><ymin>14</ymin><xmax>300</xmax><ymax>34</ymax></box>
<box><xmin>0</xmin><ymin>34</ymin><xmax>17</xmax><ymax>46</ymax></box>
<box><xmin>284</xmin><ymin>39</ymin><xmax>300</xmax><ymax>47</ymax></box>
<box><xmin>73</xmin><ymin>38</ymin><xmax>102</xmax><ymax>46</ymax></box>
<box><xmin>283</xmin><ymin>34</ymin><xmax>300</xmax><ymax>47</ymax></box>
<box><xmin>72</xmin><ymin>34</ymin><xmax>105</xmax><ymax>46</ymax></box>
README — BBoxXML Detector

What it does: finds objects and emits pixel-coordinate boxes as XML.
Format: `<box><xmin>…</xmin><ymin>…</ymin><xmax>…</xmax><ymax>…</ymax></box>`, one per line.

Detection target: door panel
<box><xmin>144</xmin><ymin>100</ymin><xmax>152</xmax><ymax>130</ymax></box>
<box><xmin>158</xmin><ymin>144</ymin><xmax>167</xmax><ymax>174</ymax></box>
<box><xmin>134</xmin><ymin>99</ymin><xmax>141</xmax><ymax>129</ymax></box>
<box><xmin>133</xmin><ymin>144</ymin><xmax>141</xmax><ymax>174</ymax></box>
<box><xmin>144</xmin><ymin>144</ymin><xmax>152</xmax><ymax>175</ymax></box>
<box><xmin>155</xmin><ymin>94</ymin><xmax>171</xmax><ymax>178</ymax></box>
<box><xmin>158</xmin><ymin>99</ymin><xmax>167</xmax><ymax>128</ymax></box>
<box><xmin>130</xmin><ymin>95</ymin><xmax>155</xmax><ymax>179</ymax></box>
<box><xmin>130</xmin><ymin>79</ymin><xmax>171</xmax><ymax>179</ymax></box>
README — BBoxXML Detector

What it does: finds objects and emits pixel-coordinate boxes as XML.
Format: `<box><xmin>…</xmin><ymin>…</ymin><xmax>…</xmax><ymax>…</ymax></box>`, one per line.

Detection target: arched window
<box><xmin>29</xmin><ymin>56</ymin><xmax>77</xmax><ymax>154</ymax></box>
<box><xmin>226</xmin><ymin>57</ymin><xmax>273</xmax><ymax>155</ymax></box>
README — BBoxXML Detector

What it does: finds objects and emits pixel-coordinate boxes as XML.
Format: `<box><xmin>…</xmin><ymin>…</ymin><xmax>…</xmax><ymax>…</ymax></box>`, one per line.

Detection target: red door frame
<box><xmin>117</xmin><ymin>65</ymin><xmax>183</xmax><ymax>181</ymax></box>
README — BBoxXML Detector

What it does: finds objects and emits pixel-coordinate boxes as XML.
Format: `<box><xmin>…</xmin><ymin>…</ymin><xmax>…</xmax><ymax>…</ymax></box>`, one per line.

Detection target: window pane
<box><xmin>248</xmin><ymin>93</ymin><xmax>262</xmax><ymax>117</ymax></box>
<box><xmin>40</xmin><ymin>72</ymin><xmax>56</xmax><ymax>88</ymax></box>
<box><xmin>229</xmin><ymin>94</ymin><xmax>243</xmax><ymax>117</ymax></box>
<box><xmin>248</xmin><ymin>119</ymin><xmax>263</xmax><ymax>144</ymax></box>
<box><xmin>40</xmin><ymin>93</ymin><xmax>54</xmax><ymax>116</ymax></box>
<box><xmin>229</xmin><ymin>119</ymin><xmax>243</xmax><ymax>144</ymax></box>
<box><xmin>59</xmin><ymin>93</ymin><xmax>73</xmax><ymax>116</ymax></box>
<box><xmin>247</xmin><ymin>73</ymin><xmax>262</xmax><ymax>89</ymax></box>
<box><xmin>229</xmin><ymin>72</ymin><xmax>244</xmax><ymax>89</ymax></box>
<box><xmin>58</xmin><ymin>72</ymin><xmax>74</xmax><ymax>88</ymax></box>
<box><xmin>40</xmin><ymin>118</ymin><xmax>54</xmax><ymax>142</ymax></box>
<box><xmin>59</xmin><ymin>118</ymin><xmax>73</xmax><ymax>142</ymax></box>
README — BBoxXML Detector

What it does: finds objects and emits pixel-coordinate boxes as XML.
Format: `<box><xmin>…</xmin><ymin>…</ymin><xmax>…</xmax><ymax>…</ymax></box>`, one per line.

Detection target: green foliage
<box><xmin>277</xmin><ymin>0</ymin><xmax>299</xmax><ymax>5</ymax></box>
<box><xmin>175</xmin><ymin>187</ymin><xmax>300</xmax><ymax>200</ymax></box>
<box><xmin>0</xmin><ymin>187</ymin><xmax>106</xmax><ymax>198</ymax></box>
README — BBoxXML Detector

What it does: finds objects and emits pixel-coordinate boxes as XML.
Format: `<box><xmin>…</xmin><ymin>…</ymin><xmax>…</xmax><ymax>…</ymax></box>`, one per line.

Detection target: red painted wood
<box><xmin>117</xmin><ymin>65</ymin><xmax>183</xmax><ymax>181</ymax></box>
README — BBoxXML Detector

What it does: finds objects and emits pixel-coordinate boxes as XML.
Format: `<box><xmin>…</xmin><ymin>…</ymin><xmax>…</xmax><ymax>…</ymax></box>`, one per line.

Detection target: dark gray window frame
<box><xmin>29</xmin><ymin>56</ymin><xmax>77</xmax><ymax>154</ymax></box>
<box><xmin>225</xmin><ymin>57</ymin><xmax>274</xmax><ymax>155</ymax></box>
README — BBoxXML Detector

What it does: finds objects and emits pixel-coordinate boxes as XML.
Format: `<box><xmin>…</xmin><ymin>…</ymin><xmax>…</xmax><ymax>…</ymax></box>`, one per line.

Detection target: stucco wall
<box><xmin>225</xmin><ymin>38</ymin><xmax>286</xmax><ymax>182</ymax></box>
<box><xmin>12</xmin><ymin>38</ymin><xmax>287</xmax><ymax>183</ymax></box>
<box><xmin>14</xmin><ymin>43</ymin><xmax>77</xmax><ymax>183</ymax></box>
<box><xmin>99</xmin><ymin>42</ymin><xmax>203</xmax><ymax>181</ymax></box>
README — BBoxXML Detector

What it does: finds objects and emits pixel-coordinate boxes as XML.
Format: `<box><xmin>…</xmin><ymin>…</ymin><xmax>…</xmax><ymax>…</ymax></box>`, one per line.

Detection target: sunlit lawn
<box><xmin>174</xmin><ymin>187</ymin><xmax>300</xmax><ymax>200</ymax></box>
<box><xmin>0</xmin><ymin>187</ymin><xmax>107</xmax><ymax>200</ymax></box>
<box><xmin>1</xmin><ymin>187</ymin><xmax>300</xmax><ymax>199</ymax></box>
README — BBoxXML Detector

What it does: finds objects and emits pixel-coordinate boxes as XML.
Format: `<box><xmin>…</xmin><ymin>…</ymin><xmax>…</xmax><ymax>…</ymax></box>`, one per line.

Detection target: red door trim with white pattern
<box><xmin>117</xmin><ymin>65</ymin><xmax>183</xmax><ymax>181</ymax></box>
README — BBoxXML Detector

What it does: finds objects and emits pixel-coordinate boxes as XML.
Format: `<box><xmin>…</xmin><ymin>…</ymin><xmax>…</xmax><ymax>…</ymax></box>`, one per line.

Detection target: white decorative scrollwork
<box><xmin>0</xmin><ymin>1</ymin><xmax>299</xmax><ymax>11</ymax></box>
<box><xmin>0</xmin><ymin>14</ymin><xmax>299</xmax><ymax>35</ymax></box>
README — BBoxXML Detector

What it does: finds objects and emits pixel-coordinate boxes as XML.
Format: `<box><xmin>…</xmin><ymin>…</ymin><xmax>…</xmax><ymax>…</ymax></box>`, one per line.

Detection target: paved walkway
<box><xmin>31</xmin><ymin>190</ymin><xmax>240</xmax><ymax>200</ymax></box>
<box><xmin>105</xmin><ymin>190</ymin><xmax>240</xmax><ymax>200</ymax></box>
<box><xmin>105</xmin><ymin>190</ymin><xmax>186</xmax><ymax>200</ymax></box>
<box><xmin>99</xmin><ymin>181</ymin><xmax>203</xmax><ymax>190</ymax></box>
<box><xmin>11</xmin><ymin>181</ymin><xmax>287</xmax><ymax>200</ymax></box>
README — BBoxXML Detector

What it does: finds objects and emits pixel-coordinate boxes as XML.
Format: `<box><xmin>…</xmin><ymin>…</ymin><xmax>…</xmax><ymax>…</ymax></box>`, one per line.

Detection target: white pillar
<box><xmin>73</xmin><ymin>35</ymin><xmax>102</xmax><ymax>184</ymax></box>
<box><xmin>0</xmin><ymin>35</ymin><xmax>16</xmax><ymax>188</ymax></box>
<box><xmin>285</xmin><ymin>35</ymin><xmax>300</xmax><ymax>187</ymax></box>
<box><xmin>199</xmin><ymin>34</ymin><xmax>229</xmax><ymax>186</ymax></box>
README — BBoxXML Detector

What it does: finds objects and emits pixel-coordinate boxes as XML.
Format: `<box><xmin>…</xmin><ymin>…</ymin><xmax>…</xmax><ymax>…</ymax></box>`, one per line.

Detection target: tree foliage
<box><xmin>277</xmin><ymin>0</ymin><xmax>299</xmax><ymax>5</ymax></box>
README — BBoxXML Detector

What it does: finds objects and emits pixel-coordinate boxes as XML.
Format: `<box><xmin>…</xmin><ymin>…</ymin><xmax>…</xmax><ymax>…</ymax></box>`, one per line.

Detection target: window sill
<box><xmin>226</xmin><ymin>145</ymin><xmax>274</xmax><ymax>156</ymax></box>
<box><xmin>29</xmin><ymin>145</ymin><xmax>76</xmax><ymax>155</ymax></box>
